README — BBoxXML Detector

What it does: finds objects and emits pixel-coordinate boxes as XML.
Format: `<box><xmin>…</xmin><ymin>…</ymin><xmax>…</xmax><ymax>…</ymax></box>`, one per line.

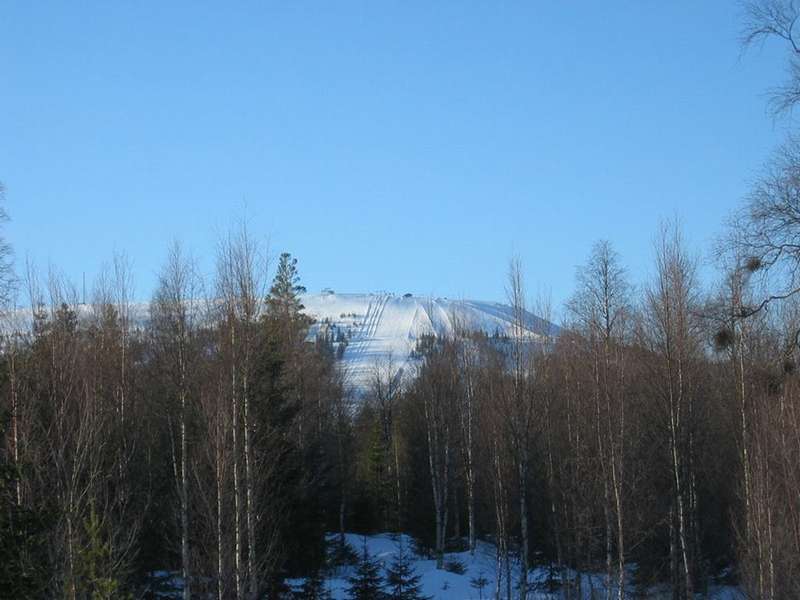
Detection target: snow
<box><xmin>287</xmin><ymin>532</ymin><xmax>745</xmax><ymax>600</ymax></box>
<box><xmin>302</xmin><ymin>292</ymin><xmax>556</xmax><ymax>394</ymax></box>
<box><xmin>3</xmin><ymin>291</ymin><xmax>556</xmax><ymax>396</ymax></box>
<box><xmin>145</xmin><ymin>531</ymin><xmax>743</xmax><ymax>598</ymax></box>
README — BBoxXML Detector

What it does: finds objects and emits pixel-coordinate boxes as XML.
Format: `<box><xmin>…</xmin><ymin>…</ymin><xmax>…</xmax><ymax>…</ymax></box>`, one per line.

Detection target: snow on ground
<box><xmin>287</xmin><ymin>532</ymin><xmax>744</xmax><ymax>600</ymax></box>
<box><xmin>146</xmin><ymin>531</ymin><xmax>743</xmax><ymax>598</ymax></box>
<box><xmin>302</xmin><ymin>292</ymin><xmax>556</xmax><ymax>394</ymax></box>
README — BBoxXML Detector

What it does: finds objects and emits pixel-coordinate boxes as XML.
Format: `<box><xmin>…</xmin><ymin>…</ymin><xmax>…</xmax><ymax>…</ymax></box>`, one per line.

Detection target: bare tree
<box><xmin>641</xmin><ymin>224</ymin><xmax>701</xmax><ymax>599</ymax></box>
<box><xmin>216</xmin><ymin>223</ymin><xmax>267</xmax><ymax>599</ymax></box>
<box><xmin>742</xmin><ymin>0</ymin><xmax>800</xmax><ymax>116</ymax></box>
<box><xmin>728</xmin><ymin>141</ymin><xmax>800</xmax><ymax>321</ymax></box>
<box><xmin>0</xmin><ymin>183</ymin><xmax>16</xmax><ymax>307</ymax></box>
<box><xmin>414</xmin><ymin>327</ymin><xmax>455</xmax><ymax>570</ymax></box>
<box><xmin>483</xmin><ymin>347</ymin><xmax>513</xmax><ymax>600</ymax></box>
<box><xmin>452</xmin><ymin>317</ymin><xmax>481</xmax><ymax>555</ymax></box>
<box><xmin>567</xmin><ymin>241</ymin><xmax>632</xmax><ymax>600</ymax></box>
<box><xmin>367</xmin><ymin>353</ymin><xmax>404</xmax><ymax>532</ymax></box>
<box><xmin>505</xmin><ymin>258</ymin><xmax>534</xmax><ymax>598</ymax></box>
<box><xmin>151</xmin><ymin>242</ymin><xmax>203</xmax><ymax>600</ymax></box>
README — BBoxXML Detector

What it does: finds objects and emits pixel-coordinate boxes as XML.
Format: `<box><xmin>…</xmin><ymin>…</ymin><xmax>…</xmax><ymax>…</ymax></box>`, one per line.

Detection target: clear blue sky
<box><xmin>0</xmin><ymin>2</ymin><xmax>793</xmax><ymax>311</ymax></box>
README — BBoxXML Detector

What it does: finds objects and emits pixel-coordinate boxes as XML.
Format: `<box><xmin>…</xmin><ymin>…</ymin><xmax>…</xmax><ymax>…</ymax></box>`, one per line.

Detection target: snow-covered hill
<box><xmin>2</xmin><ymin>291</ymin><xmax>557</xmax><ymax>394</ymax></box>
<box><xmin>301</xmin><ymin>292</ymin><xmax>557</xmax><ymax>394</ymax></box>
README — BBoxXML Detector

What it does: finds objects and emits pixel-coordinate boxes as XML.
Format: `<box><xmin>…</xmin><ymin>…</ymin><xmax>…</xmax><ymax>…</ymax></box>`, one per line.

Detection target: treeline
<box><xmin>2</xmin><ymin>217</ymin><xmax>800</xmax><ymax>599</ymax></box>
<box><xmin>349</xmin><ymin>228</ymin><xmax>800</xmax><ymax>599</ymax></box>
<box><xmin>6</xmin><ymin>4</ymin><xmax>800</xmax><ymax>597</ymax></box>
<box><xmin>0</xmin><ymin>235</ymin><xmax>350</xmax><ymax>599</ymax></box>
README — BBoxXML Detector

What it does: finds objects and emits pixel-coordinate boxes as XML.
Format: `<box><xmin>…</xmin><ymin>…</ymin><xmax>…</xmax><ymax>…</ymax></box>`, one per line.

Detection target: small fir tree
<box><xmin>385</xmin><ymin>540</ymin><xmax>430</xmax><ymax>600</ymax></box>
<box><xmin>296</xmin><ymin>569</ymin><xmax>332</xmax><ymax>600</ymax></box>
<box><xmin>75</xmin><ymin>503</ymin><xmax>127</xmax><ymax>599</ymax></box>
<box><xmin>346</xmin><ymin>539</ymin><xmax>386</xmax><ymax>600</ymax></box>
<box><xmin>469</xmin><ymin>573</ymin><xmax>489</xmax><ymax>600</ymax></box>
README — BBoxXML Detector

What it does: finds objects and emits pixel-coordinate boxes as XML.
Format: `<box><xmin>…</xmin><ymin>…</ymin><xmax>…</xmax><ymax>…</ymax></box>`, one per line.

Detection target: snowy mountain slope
<box><xmin>302</xmin><ymin>292</ymin><xmax>557</xmax><ymax>394</ymax></box>
<box><xmin>2</xmin><ymin>291</ymin><xmax>556</xmax><ymax>394</ymax></box>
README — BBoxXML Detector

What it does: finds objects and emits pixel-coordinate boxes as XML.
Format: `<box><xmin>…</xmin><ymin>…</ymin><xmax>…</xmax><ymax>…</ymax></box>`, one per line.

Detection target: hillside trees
<box><xmin>258</xmin><ymin>250</ymin><xmax>343</xmax><ymax>581</ymax></box>
<box><xmin>365</xmin><ymin>356</ymin><xmax>405</xmax><ymax>532</ymax></box>
<box><xmin>452</xmin><ymin>324</ymin><xmax>483</xmax><ymax>556</ymax></box>
<box><xmin>567</xmin><ymin>240</ymin><xmax>632</xmax><ymax>600</ymax></box>
<box><xmin>150</xmin><ymin>243</ymin><xmax>203</xmax><ymax>600</ymax></box>
<box><xmin>640</xmin><ymin>225</ymin><xmax>704</xmax><ymax>598</ymax></box>
<box><xmin>7</xmin><ymin>207</ymin><xmax>800</xmax><ymax>598</ymax></box>
<box><xmin>711</xmin><ymin>251</ymin><xmax>800</xmax><ymax>598</ymax></box>
<box><xmin>504</xmin><ymin>259</ymin><xmax>534</xmax><ymax>598</ymax></box>
<box><xmin>413</xmin><ymin>335</ymin><xmax>456</xmax><ymax>570</ymax></box>
<box><xmin>215</xmin><ymin>225</ymin><xmax>266</xmax><ymax>598</ymax></box>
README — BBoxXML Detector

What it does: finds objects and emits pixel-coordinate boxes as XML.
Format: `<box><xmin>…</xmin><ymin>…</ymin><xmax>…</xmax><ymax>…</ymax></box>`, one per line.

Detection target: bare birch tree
<box><xmin>641</xmin><ymin>224</ymin><xmax>701</xmax><ymax>599</ymax></box>
<box><xmin>151</xmin><ymin>242</ymin><xmax>203</xmax><ymax>600</ymax></box>
<box><xmin>568</xmin><ymin>241</ymin><xmax>632</xmax><ymax>599</ymax></box>
<box><xmin>216</xmin><ymin>223</ymin><xmax>267</xmax><ymax>599</ymax></box>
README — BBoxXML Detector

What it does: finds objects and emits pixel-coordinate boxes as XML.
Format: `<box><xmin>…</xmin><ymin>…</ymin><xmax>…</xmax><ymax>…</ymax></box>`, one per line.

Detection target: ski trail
<box><xmin>346</xmin><ymin>293</ymin><xmax>380</xmax><ymax>363</ymax></box>
<box><xmin>340</xmin><ymin>298</ymin><xmax>373</xmax><ymax>387</ymax></box>
<box><xmin>367</xmin><ymin>294</ymin><xmax>389</xmax><ymax>341</ymax></box>
<box><xmin>359</xmin><ymin>298</ymin><xmax>374</xmax><ymax>342</ymax></box>
<box><xmin>345</xmin><ymin>293</ymin><xmax>389</xmax><ymax>369</ymax></box>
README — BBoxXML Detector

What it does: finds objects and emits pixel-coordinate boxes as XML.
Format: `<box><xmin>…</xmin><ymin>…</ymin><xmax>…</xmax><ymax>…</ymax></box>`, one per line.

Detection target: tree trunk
<box><xmin>181</xmin><ymin>388</ymin><xmax>191</xmax><ymax>600</ymax></box>
<box><xmin>231</xmin><ymin>326</ymin><xmax>243</xmax><ymax>600</ymax></box>
<box><xmin>243</xmin><ymin>372</ymin><xmax>257</xmax><ymax>598</ymax></box>
<box><xmin>518</xmin><ymin>459</ymin><xmax>530</xmax><ymax>600</ymax></box>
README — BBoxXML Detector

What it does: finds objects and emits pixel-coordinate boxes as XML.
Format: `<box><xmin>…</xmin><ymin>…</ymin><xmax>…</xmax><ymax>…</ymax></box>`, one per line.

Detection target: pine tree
<box><xmin>385</xmin><ymin>541</ymin><xmax>430</xmax><ymax>600</ymax></box>
<box><xmin>267</xmin><ymin>252</ymin><xmax>307</xmax><ymax>321</ymax></box>
<box><xmin>346</xmin><ymin>539</ymin><xmax>386</xmax><ymax>600</ymax></box>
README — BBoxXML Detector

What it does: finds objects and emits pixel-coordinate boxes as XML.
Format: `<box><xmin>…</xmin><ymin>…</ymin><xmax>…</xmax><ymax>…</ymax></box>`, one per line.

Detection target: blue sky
<box><xmin>0</xmin><ymin>2</ymin><xmax>794</xmax><ymax>312</ymax></box>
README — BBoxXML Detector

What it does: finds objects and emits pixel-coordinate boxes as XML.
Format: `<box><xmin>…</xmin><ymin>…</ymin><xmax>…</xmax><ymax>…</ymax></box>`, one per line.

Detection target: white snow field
<box><xmin>286</xmin><ymin>532</ymin><xmax>744</xmax><ymax>600</ymax></box>
<box><xmin>302</xmin><ymin>292</ymin><xmax>556</xmax><ymax>394</ymax></box>
<box><xmin>148</xmin><ymin>531</ymin><xmax>743</xmax><ymax>599</ymax></box>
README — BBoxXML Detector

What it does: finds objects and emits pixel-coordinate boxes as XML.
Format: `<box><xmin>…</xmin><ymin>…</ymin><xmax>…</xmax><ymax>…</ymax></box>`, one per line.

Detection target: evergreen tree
<box><xmin>296</xmin><ymin>569</ymin><xmax>332</xmax><ymax>600</ymax></box>
<box><xmin>346</xmin><ymin>539</ymin><xmax>386</xmax><ymax>600</ymax></box>
<box><xmin>253</xmin><ymin>250</ymin><xmax>332</xmax><ymax>577</ymax></box>
<box><xmin>469</xmin><ymin>573</ymin><xmax>489</xmax><ymax>600</ymax></box>
<box><xmin>75</xmin><ymin>504</ymin><xmax>127</xmax><ymax>600</ymax></box>
<box><xmin>267</xmin><ymin>252</ymin><xmax>308</xmax><ymax>322</ymax></box>
<box><xmin>0</xmin><ymin>408</ymin><xmax>49</xmax><ymax>599</ymax></box>
<box><xmin>385</xmin><ymin>540</ymin><xmax>429</xmax><ymax>600</ymax></box>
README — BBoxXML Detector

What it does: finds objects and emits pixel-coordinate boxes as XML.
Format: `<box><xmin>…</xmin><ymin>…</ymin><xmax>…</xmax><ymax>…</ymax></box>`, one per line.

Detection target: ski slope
<box><xmin>302</xmin><ymin>292</ymin><xmax>556</xmax><ymax>394</ymax></box>
<box><xmin>2</xmin><ymin>291</ymin><xmax>557</xmax><ymax>395</ymax></box>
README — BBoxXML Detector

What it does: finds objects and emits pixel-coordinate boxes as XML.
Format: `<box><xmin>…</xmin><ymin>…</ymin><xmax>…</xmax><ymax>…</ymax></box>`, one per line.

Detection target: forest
<box><xmin>5</xmin><ymin>2</ymin><xmax>800</xmax><ymax>599</ymax></box>
<box><xmin>2</xmin><ymin>209</ymin><xmax>800</xmax><ymax>600</ymax></box>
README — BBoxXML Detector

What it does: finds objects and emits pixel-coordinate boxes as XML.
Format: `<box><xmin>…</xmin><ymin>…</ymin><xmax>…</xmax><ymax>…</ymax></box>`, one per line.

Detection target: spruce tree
<box><xmin>257</xmin><ymin>251</ymin><xmax>329</xmax><ymax>575</ymax></box>
<box><xmin>267</xmin><ymin>252</ymin><xmax>307</xmax><ymax>321</ymax></box>
<box><xmin>296</xmin><ymin>569</ymin><xmax>332</xmax><ymax>600</ymax></box>
<box><xmin>385</xmin><ymin>540</ymin><xmax>430</xmax><ymax>600</ymax></box>
<box><xmin>346</xmin><ymin>539</ymin><xmax>386</xmax><ymax>600</ymax></box>
<box><xmin>76</xmin><ymin>503</ymin><xmax>127</xmax><ymax>599</ymax></box>
<box><xmin>469</xmin><ymin>573</ymin><xmax>489</xmax><ymax>600</ymax></box>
